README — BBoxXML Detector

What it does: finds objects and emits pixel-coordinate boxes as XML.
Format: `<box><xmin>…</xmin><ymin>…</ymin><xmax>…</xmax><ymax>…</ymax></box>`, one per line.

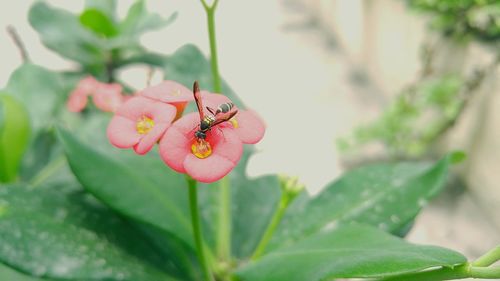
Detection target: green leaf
<box><xmin>80</xmin><ymin>9</ymin><xmax>118</xmax><ymax>38</ymax></box>
<box><xmin>449</xmin><ymin>150</ymin><xmax>466</xmax><ymax>164</ymax></box>
<box><xmin>198</xmin><ymin>149</ymin><xmax>282</xmax><ymax>258</ymax></box>
<box><xmin>29</xmin><ymin>2</ymin><xmax>105</xmax><ymax>65</ymax></box>
<box><xmin>2</xmin><ymin>64</ymin><xmax>72</xmax><ymax>182</ymax></box>
<box><xmin>0</xmin><ymin>184</ymin><xmax>178</xmax><ymax>280</ymax></box>
<box><xmin>236</xmin><ymin>224</ymin><xmax>467</xmax><ymax>281</ymax></box>
<box><xmin>0</xmin><ymin>95</ymin><xmax>30</xmax><ymax>183</ymax></box>
<box><xmin>85</xmin><ymin>0</ymin><xmax>117</xmax><ymax>20</ymax></box>
<box><xmin>57</xmin><ymin>126</ymin><xmax>194</xmax><ymax>250</ymax></box>
<box><xmin>116</xmin><ymin>52</ymin><xmax>168</xmax><ymax>68</ymax></box>
<box><xmin>3</xmin><ymin>64</ymin><xmax>65</xmax><ymax>133</ymax></box>
<box><xmin>120</xmin><ymin>0</ymin><xmax>177</xmax><ymax>37</ymax></box>
<box><xmin>268</xmin><ymin>156</ymin><xmax>452</xmax><ymax>251</ymax></box>
<box><xmin>0</xmin><ymin>262</ymin><xmax>46</xmax><ymax>281</ymax></box>
<box><xmin>229</xmin><ymin>173</ymin><xmax>281</xmax><ymax>258</ymax></box>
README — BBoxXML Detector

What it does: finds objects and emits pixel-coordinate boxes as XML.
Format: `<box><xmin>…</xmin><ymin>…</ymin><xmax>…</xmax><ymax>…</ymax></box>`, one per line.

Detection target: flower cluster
<box><xmin>67</xmin><ymin>76</ymin><xmax>126</xmax><ymax>113</ymax></box>
<box><xmin>105</xmin><ymin>81</ymin><xmax>265</xmax><ymax>183</ymax></box>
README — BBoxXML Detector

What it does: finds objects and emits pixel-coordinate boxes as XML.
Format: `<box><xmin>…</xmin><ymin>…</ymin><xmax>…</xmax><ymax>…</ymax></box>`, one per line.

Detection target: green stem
<box><xmin>217</xmin><ymin>176</ymin><xmax>231</xmax><ymax>261</ymax></box>
<box><xmin>251</xmin><ymin>193</ymin><xmax>291</xmax><ymax>261</ymax></box>
<box><xmin>380</xmin><ymin>264</ymin><xmax>470</xmax><ymax>281</ymax></box>
<box><xmin>204</xmin><ymin>3</ymin><xmax>222</xmax><ymax>93</ymax></box>
<box><xmin>29</xmin><ymin>155</ymin><xmax>66</xmax><ymax>187</ymax></box>
<box><xmin>381</xmin><ymin>263</ymin><xmax>500</xmax><ymax>281</ymax></box>
<box><xmin>473</xmin><ymin>246</ymin><xmax>500</xmax><ymax>267</ymax></box>
<box><xmin>186</xmin><ymin>176</ymin><xmax>214</xmax><ymax>281</ymax></box>
<box><xmin>199</xmin><ymin>0</ymin><xmax>231</xmax><ymax>263</ymax></box>
<box><xmin>470</xmin><ymin>266</ymin><xmax>500</xmax><ymax>278</ymax></box>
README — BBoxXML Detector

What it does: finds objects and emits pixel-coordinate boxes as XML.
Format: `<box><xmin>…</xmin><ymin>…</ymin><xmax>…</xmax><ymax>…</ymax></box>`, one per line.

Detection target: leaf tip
<box><xmin>447</xmin><ymin>151</ymin><xmax>466</xmax><ymax>165</ymax></box>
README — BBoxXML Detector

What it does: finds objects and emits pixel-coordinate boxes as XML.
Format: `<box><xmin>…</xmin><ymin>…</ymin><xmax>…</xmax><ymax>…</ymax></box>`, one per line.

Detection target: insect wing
<box><xmin>193</xmin><ymin>81</ymin><xmax>205</xmax><ymax>120</ymax></box>
<box><xmin>211</xmin><ymin>109</ymin><xmax>238</xmax><ymax>127</ymax></box>
<box><xmin>206</xmin><ymin>106</ymin><xmax>216</xmax><ymax>115</ymax></box>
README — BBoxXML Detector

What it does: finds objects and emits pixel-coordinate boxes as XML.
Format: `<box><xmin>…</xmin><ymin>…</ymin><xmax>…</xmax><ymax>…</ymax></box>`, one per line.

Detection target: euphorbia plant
<box><xmin>0</xmin><ymin>1</ymin><xmax>499</xmax><ymax>281</ymax></box>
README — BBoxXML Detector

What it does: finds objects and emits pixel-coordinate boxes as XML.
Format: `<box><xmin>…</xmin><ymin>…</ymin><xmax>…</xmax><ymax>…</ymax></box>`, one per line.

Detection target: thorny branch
<box><xmin>6</xmin><ymin>25</ymin><xmax>30</xmax><ymax>63</ymax></box>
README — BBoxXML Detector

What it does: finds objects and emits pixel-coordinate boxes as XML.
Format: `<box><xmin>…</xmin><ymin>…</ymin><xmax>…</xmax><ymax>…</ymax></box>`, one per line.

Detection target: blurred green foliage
<box><xmin>407</xmin><ymin>0</ymin><xmax>500</xmax><ymax>42</ymax></box>
<box><xmin>339</xmin><ymin>75</ymin><xmax>464</xmax><ymax>157</ymax></box>
<box><xmin>341</xmin><ymin>1</ymin><xmax>500</xmax><ymax>159</ymax></box>
<box><xmin>0</xmin><ymin>95</ymin><xmax>30</xmax><ymax>183</ymax></box>
<box><xmin>29</xmin><ymin>0</ymin><xmax>176</xmax><ymax>81</ymax></box>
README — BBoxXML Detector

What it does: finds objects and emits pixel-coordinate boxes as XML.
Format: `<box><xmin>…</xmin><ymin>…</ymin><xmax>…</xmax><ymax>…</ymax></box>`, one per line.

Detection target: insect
<box><xmin>207</xmin><ymin>102</ymin><xmax>235</xmax><ymax>116</ymax></box>
<box><xmin>191</xmin><ymin>81</ymin><xmax>238</xmax><ymax>158</ymax></box>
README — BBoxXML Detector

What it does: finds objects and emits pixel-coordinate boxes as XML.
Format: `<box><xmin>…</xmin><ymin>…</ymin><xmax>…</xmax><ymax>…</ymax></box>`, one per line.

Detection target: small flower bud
<box><xmin>278</xmin><ymin>174</ymin><xmax>305</xmax><ymax>201</ymax></box>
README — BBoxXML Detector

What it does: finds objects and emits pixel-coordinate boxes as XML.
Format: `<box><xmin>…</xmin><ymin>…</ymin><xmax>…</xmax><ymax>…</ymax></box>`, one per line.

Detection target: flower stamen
<box><xmin>136</xmin><ymin>116</ymin><xmax>155</xmax><ymax>134</ymax></box>
<box><xmin>229</xmin><ymin>118</ymin><xmax>239</xmax><ymax>128</ymax></box>
<box><xmin>192</xmin><ymin>138</ymin><xmax>212</xmax><ymax>159</ymax></box>
<box><xmin>171</xmin><ymin>89</ymin><xmax>181</xmax><ymax>96</ymax></box>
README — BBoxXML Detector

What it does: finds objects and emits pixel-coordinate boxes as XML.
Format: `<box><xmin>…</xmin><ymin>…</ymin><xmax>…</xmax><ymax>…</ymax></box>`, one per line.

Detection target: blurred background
<box><xmin>0</xmin><ymin>0</ymin><xmax>499</xmax><ymax>274</ymax></box>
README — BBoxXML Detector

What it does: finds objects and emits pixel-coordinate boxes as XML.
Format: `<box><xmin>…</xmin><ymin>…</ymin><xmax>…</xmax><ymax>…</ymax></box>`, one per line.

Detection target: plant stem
<box><xmin>29</xmin><ymin>155</ymin><xmax>66</xmax><ymax>187</ymax></box>
<box><xmin>206</xmin><ymin>9</ymin><xmax>222</xmax><ymax>93</ymax></box>
<box><xmin>217</xmin><ymin>176</ymin><xmax>231</xmax><ymax>261</ymax></box>
<box><xmin>186</xmin><ymin>176</ymin><xmax>214</xmax><ymax>281</ymax></box>
<box><xmin>202</xmin><ymin>2</ymin><xmax>222</xmax><ymax>93</ymax></box>
<box><xmin>470</xmin><ymin>266</ymin><xmax>500</xmax><ymax>278</ymax></box>
<box><xmin>380</xmin><ymin>264</ymin><xmax>470</xmax><ymax>281</ymax></box>
<box><xmin>250</xmin><ymin>193</ymin><xmax>291</xmax><ymax>261</ymax></box>
<box><xmin>6</xmin><ymin>25</ymin><xmax>30</xmax><ymax>63</ymax></box>
<box><xmin>381</xmin><ymin>263</ymin><xmax>500</xmax><ymax>281</ymax></box>
<box><xmin>473</xmin><ymin>246</ymin><xmax>500</xmax><ymax>267</ymax></box>
<box><xmin>199</xmin><ymin>0</ymin><xmax>231</xmax><ymax>263</ymax></box>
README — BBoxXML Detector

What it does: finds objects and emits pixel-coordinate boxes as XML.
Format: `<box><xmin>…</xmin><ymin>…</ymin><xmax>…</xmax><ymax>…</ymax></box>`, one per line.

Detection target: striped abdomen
<box><xmin>216</xmin><ymin>103</ymin><xmax>234</xmax><ymax>115</ymax></box>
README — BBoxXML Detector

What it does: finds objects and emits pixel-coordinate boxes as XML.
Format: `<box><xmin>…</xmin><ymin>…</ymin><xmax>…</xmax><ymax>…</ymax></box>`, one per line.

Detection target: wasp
<box><xmin>191</xmin><ymin>81</ymin><xmax>237</xmax><ymax>158</ymax></box>
<box><xmin>207</xmin><ymin>102</ymin><xmax>235</xmax><ymax>116</ymax></box>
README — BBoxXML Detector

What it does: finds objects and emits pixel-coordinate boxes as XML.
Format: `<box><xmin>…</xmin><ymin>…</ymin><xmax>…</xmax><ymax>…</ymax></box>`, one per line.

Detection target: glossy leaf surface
<box><xmin>268</xmin><ymin>156</ymin><xmax>452</xmax><ymax>251</ymax></box>
<box><xmin>237</xmin><ymin>225</ymin><xmax>466</xmax><ymax>281</ymax></box>
<box><xmin>57</xmin><ymin>126</ymin><xmax>193</xmax><ymax>249</ymax></box>
<box><xmin>0</xmin><ymin>184</ymin><xmax>178</xmax><ymax>281</ymax></box>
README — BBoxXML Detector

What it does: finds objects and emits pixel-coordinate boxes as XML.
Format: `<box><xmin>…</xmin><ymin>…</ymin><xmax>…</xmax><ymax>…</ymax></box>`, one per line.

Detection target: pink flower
<box><xmin>200</xmin><ymin>91</ymin><xmax>266</xmax><ymax>144</ymax></box>
<box><xmin>159</xmin><ymin>112</ymin><xmax>244</xmax><ymax>183</ymax></box>
<box><xmin>66</xmin><ymin>76</ymin><xmax>99</xmax><ymax>112</ymax></box>
<box><xmin>139</xmin><ymin>81</ymin><xmax>193</xmax><ymax>120</ymax></box>
<box><xmin>93</xmin><ymin>83</ymin><xmax>124</xmax><ymax>112</ymax></box>
<box><xmin>67</xmin><ymin>76</ymin><xmax>126</xmax><ymax>113</ymax></box>
<box><xmin>107</xmin><ymin>96</ymin><xmax>176</xmax><ymax>155</ymax></box>
<box><xmin>67</xmin><ymin>90</ymin><xmax>89</xmax><ymax>113</ymax></box>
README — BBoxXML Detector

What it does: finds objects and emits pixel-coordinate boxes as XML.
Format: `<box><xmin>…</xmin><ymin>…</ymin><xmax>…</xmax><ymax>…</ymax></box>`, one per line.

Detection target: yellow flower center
<box><xmin>230</xmin><ymin>118</ymin><xmax>239</xmax><ymax>128</ymax></box>
<box><xmin>136</xmin><ymin>116</ymin><xmax>155</xmax><ymax>134</ymax></box>
<box><xmin>191</xmin><ymin>139</ymin><xmax>212</xmax><ymax>159</ymax></box>
<box><xmin>171</xmin><ymin>89</ymin><xmax>181</xmax><ymax>96</ymax></box>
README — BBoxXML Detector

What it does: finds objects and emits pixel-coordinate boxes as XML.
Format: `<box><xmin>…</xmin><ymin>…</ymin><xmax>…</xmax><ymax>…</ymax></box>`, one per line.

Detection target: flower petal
<box><xmin>77</xmin><ymin>76</ymin><xmax>99</xmax><ymax>94</ymax></box>
<box><xmin>107</xmin><ymin>115</ymin><xmax>142</xmax><ymax>148</ymax></box>
<box><xmin>182</xmin><ymin>125</ymin><xmax>243</xmax><ymax>183</ymax></box>
<box><xmin>207</xmin><ymin>127</ymin><xmax>243</xmax><ymax>164</ymax></box>
<box><xmin>134</xmin><ymin>123</ymin><xmax>169</xmax><ymax>155</ymax></box>
<box><xmin>184</xmin><ymin>154</ymin><xmax>235</xmax><ymax>183</ymax></box>
<box><xmin>67</xmin><ymin>90</ymin><xmax>88</xmax><ymax>112</ymax></box>
<box><xmin>232</xmin><ymin>110</ymin><xmax>266</xmax><ymax>144</ymax></box>
<box><xmin>93</xmin><ymin>83</ymin><xmax>124</xmax><ymax>112</ymax></box>
<box><xmin>168</xmin><ymin>112</ymin><xmax>200</xmax><ymax>135</ymax></box>
<box><xmin>159</xmin><ymin>126</ymin><xmax>191</xmax><ymax>173</ymax></box>
<box><xmin>116</xmin><ymin>96</ymin><xmax>176</xmax><ymax>123</ymax></box>
<box><xmin>140</xmin><ymin>80</ymin><xmax>193</xmax><ymax>103</ymax></box>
